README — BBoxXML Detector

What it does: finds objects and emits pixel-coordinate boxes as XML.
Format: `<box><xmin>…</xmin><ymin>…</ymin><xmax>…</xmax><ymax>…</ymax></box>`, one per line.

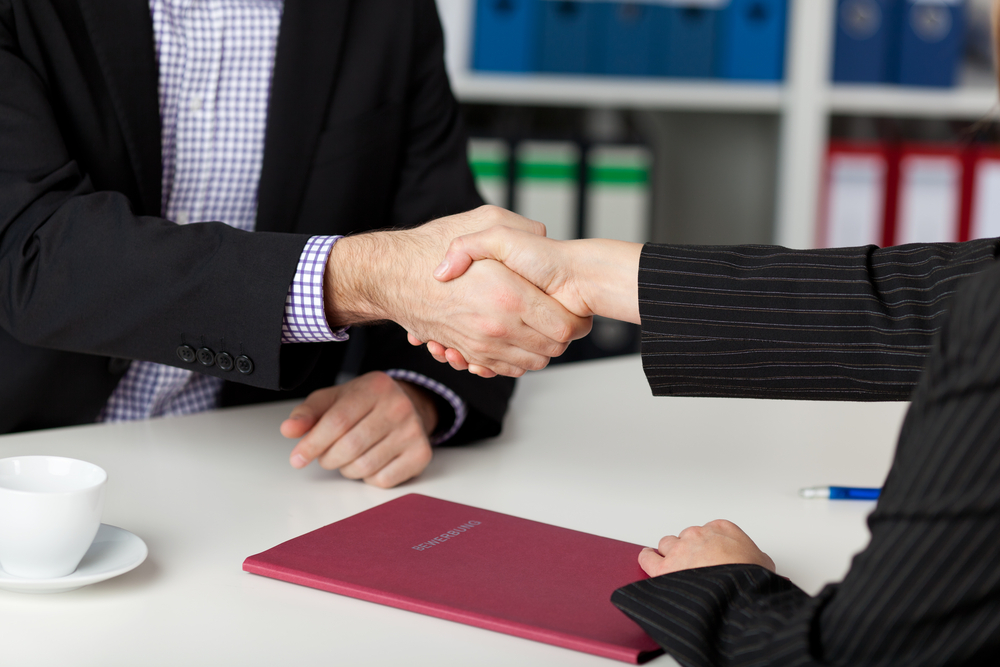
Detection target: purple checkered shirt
<box><xmin>99</xmin><ymin>0</ymin><xmax>466</xmax><ymax>444</ymax></box>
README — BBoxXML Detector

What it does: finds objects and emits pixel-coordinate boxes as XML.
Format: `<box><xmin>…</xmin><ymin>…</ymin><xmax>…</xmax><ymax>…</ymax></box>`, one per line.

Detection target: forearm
<box><xmin>570</xmin><ymin>239</ymin><xmax>642</xmax><ymax>324</ymax></box>
<box><xmin>638</xmin><ymin>240</ymin><xmax>1000</xmax><ymax>400</ymax></box>
<box><xmin>613</xmin><ymin>564</ymin><xmax>825</xmax><ymax>667</ymax></box>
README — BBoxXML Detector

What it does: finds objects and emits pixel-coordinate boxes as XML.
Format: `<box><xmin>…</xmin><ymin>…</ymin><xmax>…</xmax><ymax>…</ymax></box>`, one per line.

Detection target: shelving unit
<box><xmin>438</xmin><ymin>0</ymin><xmax>999</xmax><ymax>249</ymax></box>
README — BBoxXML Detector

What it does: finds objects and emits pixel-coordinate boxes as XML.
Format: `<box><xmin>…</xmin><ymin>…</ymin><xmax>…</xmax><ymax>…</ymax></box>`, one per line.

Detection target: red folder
<box><xmin>892</xmin><ymin>144</ymin><xmax>964</xmax><ymax>246</ymax></box>
<box><xmin>965</xmin><ymin>145</ymin><xmax>1000</xmax><ymax>242</ymax></box>
<box><xmin>243</xmin><ymin>494</ymin><xmax>662</xmax><ymax>664</ymax></box>
<box><xmin>819</xmin><ymin>141</ymin><xmax>895</xmax><ymax>249</ymax></box>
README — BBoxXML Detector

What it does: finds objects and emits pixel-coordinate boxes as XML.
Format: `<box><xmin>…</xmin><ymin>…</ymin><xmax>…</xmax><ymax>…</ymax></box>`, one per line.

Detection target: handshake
<box><xmin>324</xmin><ymin>205</ymin><xmax>643</xmax><ymax>377</ymax></box>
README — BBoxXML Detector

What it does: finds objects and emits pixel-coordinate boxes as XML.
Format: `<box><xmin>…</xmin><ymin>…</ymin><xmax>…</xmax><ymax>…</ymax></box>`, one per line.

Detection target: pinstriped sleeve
<box><xmin>611</xmin><ymin>565</ymin><xmax>831</xmax><ymax>667</ymax></box>
<box><xmin>639</xmin><ymin>240</ymin><xmax>1000</xmax><ymax>400</ymax></box>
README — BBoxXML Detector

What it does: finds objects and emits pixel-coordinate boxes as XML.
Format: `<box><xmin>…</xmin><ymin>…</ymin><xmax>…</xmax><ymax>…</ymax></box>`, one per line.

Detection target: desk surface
<box><xmin>0</xmin><ymin>355</ymin><xmax>907</xmax><ymax>667</ymax></box>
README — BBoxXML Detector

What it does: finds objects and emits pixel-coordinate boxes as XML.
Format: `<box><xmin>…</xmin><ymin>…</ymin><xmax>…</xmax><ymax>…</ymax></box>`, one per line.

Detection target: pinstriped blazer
<box><xmin>612</xmin><ymin>240</ymin><xmax>1000</xmax><ymax>667</ymax></box>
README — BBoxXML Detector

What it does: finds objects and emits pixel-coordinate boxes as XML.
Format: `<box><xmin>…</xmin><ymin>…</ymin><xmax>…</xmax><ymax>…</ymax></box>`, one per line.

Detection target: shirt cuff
<box><xmin>386</xmin><ymin>369</ymin><xmax>468</xmax><ymax>445</ymax></box>
<box><xmin>281</xmin><ymin>236</ymin><xmax>350</xmax><ymax>343</ymax></box>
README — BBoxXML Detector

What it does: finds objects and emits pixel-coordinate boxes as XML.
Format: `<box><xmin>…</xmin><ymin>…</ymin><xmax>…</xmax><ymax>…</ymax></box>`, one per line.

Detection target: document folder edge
<box><xmin>244</xmin><ymin>554</ymin><xmax>658</xmax><ymax>664</ymax></box>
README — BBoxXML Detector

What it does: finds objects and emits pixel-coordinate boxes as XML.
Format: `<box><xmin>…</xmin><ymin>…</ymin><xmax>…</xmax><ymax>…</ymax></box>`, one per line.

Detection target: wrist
<box><xmin>397</xmin><ymin>381</ymin><xmax>439</xmax><ymax>436</ymax></box>
<box><xmin>576</xmin><ymin>239</ymin><xmax>642</xmax><ymax>324</ymax></box>
<box><xmin>324</xmin><ymin>233</ymin><xmax>393</xmax><ymax>327</ymax></box>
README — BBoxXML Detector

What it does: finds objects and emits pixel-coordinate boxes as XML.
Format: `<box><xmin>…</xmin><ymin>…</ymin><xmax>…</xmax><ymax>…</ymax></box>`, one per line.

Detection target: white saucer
<box><xmin>0</xmin><ymin>524</ymin><xmax>148</xmax><ymax>594</ymax></box>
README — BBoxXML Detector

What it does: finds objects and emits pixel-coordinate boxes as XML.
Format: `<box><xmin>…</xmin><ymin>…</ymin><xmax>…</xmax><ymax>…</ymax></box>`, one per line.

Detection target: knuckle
<box><xmin>350</xmin><ymin>456</ymin><xmax>377</xmax><ymax>479</ymax></box>
<box><xmin>548</xmin><ymin>341</ymin><xmax>569</xmax><ymax>358</ymax></box>
<box><xmin>367</xmin><ymin>473</ymin><xmax>397</xmax><ymax>490</ymax></box>
<box><xmin>318</xmin><ymin>455</ymin><xmax>340</xmax><ymax>471</ymax></box>
<box><xmin>414</xmin><ymin>443</ymin><xmax>433</xmax><ymax>467</ymax></box>
<box><xmin>388</xmin><ymin>397</ymin><xmax>414</xmax><ymax>423</ymax></box>
<box><xmin>365</xmin><ymin>371</ymin><xmax>393</xmax><ymax>392</ymax></box>
<box><xmin>468</xmin><ymin>338</ymin><xmax>492</xmax><ymax>356</ymax></box>
<box><xmin>339</xmin><ymin>466</ymin><xmax>363</xmax><ymax>480</ymax></box>
<box><xmin>528</xmin><ymin>356</ymin><xmax>549</xmax><ymax>371</ymax></box>
<box><xmin>402</xmin><ymin>418</ymin><xmax>425</xmax><ymax>441</ymax></box>
<box><xmin>554</xmin><ymin>322</ymin><xmax>576</xmax><ymax>344</ymax></box>
<box><xmin>478</xmin><ymin>316</ymin><xmax>510</xmax><ymax>340</ymax></box>
<box><xmin>333</xmin><ymin>435</ymin><xmax>366</xmax><ymax>464</ymax></box>
<box><xmin>679</xmin><ymin>526</ymin><xmax>701</xmax><ymax>539</ymax></box>
<box><xmin>505</xmin><ymin>365</ymin><xmax>526</xmax><ymax>378</ymax></box>
<box><xmin>709</xmin><ymin>519</ymin><xmax>737</xmax><ymax>533</ymax></box>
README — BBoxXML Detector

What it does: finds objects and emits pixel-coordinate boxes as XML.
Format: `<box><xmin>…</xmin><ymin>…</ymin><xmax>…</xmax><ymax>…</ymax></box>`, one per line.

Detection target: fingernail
<box><xmin>291</xmin><ymin>453</ymin><xmax>308</xmax><ymax>469</ymax></box>
<box><xmin>433</xmin><ymin>260</ymin><xmax>449</xmax><ymax>279</ymax></box>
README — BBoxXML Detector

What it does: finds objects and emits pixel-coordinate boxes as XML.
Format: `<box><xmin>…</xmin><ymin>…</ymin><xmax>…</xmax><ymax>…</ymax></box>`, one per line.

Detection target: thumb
<box><xmin>280</xmin><ymin>403</ymin><xmax>320</xmax><ymax>439</ymax></box>
<box><xmin>433</xmin><ymin>245</ymin><xmax>474</xmax><ymax>282</ymax></box>
<box><xmin>433</xmin><ymin>227</ymin><xmax>513</xmax><ymax>282</ymax></box>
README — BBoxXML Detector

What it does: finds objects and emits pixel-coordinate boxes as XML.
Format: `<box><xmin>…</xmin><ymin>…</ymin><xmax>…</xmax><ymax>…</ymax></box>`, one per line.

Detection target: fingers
<box><xmin>407</xmin><ymin>332</ymin><xmax>424</xmax><ymax>347</ymax></box>
<box><xmin>638</xmin><ymin>547</ymin><xmax>665</xmax><ymax>576</ymax></box>
<box><xmin>361</xmin><ymin>436</ymin><xmax>433</xmax><ymax>489</ymax></box>
<box><xmin>315</xmin><ymin>405</ymin><xmax>395</xmax><ymax>471</ymax></box>
<box><xmin>520</xmin><ymin>292</ymin><xmax>593</xmax><ymax>347</ymax></box>
<box><xmin>282</xmin><ymin>386</ymin><xmax>343</xmax><ymax>459</ymax></box>
<box><xmin>280</xmin><ymin>387</ymin><xmax>336</xmax><ymax>439</ymax></box>
<box><xmin>467</xmin><ymin>364</ymin><xmax>497</xmax><ymax>378</ymax></box>
<box><xmin>287</xmin><ymin>384</ymin><xmax>376</xmax><ymax>469</ymax></box>
<box><xmin>641</xmin><ymin>521</ymin><xmax>776</xmax><ymax>575</ymax></box>
<box><xmin>443</xmin><ymin>347</ymin><xmax>470</xmax><ymax>371</ymax></box>
<box><xmin>426</xmin><ymin>340</ymin><xmax>448</xmax><ymax>363</ymax></box>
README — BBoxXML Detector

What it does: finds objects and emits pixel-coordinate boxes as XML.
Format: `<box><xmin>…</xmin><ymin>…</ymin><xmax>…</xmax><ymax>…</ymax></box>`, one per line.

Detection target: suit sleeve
<box><xmin>613</xmin><ymin>260</ymin><xmax>1000</xmax><ymax>667</ymax></box>
<box><xmin>638</xmin><ymin>241</ymin><xmax>1000</xmax><ymax>400</ymax></box>
<box><xmin>0</xmin><ymin>4</ymin><xmax>312</xmax><ymax>391</ymax></box>
<box><xmin>355</xmin><ymin>0</ymin><xmax>514</xmax><ymax>443</ymax></box>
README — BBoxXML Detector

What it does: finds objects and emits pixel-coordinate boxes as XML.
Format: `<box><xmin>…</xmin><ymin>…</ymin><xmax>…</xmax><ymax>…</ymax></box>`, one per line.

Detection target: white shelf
<box><xmin>454</xmin><ymin>74</ymin><xmax>999</xmax><ymax>120</ymax></box>
<box><xmin>827</xmin><ymin>85</ymin><xmax>998</xmax><ymax>120</ymax></box>
<box><xmin>452</xmin><ymin>73</ymin><xmax>784</xmax><ymax>112</ymax></box>
<box><xmin>438</xmin><ymin>0</ymin><xmax>996</xmax><ymax>250</ymax></box>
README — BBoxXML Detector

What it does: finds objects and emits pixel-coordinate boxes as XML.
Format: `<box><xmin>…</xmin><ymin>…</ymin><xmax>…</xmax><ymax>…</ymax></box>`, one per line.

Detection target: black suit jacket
<box><xmin>612</xmin><ymin>241</ymin><xmax>1000</xmax><ymax>666</ymax></box>
<box><xmin>0</xmin><ymin>0</ymin><xmax>514</xmax><ymax>437</ymax></box>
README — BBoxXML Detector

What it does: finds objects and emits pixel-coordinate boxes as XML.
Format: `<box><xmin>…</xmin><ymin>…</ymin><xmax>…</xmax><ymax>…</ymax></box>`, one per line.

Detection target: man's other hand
<box><xmin>280</xmin><ymin>372</ymin><xmax>438</xmax><ymax>489</ymax></box>
<box><xmin>638</xmin><ymin>520</ymin><xmax>776</xmax><ymax>577</ymax></box>
<box><xmin>323</xmin><ymin>206</ymin><xmax>592</xmax><ymax>378</ymax></box>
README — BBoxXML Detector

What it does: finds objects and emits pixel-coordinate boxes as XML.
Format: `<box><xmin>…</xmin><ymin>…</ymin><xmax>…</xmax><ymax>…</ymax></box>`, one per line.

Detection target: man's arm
<box><xmin>612</xmin><ymin>261</ymin><xmax>1000</xmax><ymax>667</ymax></box>
<box><xmin>0</xmin><ymin>4</ymin><xmax>584</xmax><ymax>399</ymax></box>
<box><xmin>0</xmin><ymin>1</ymin><xmax>310</xmax><ymax>389</ymax></box>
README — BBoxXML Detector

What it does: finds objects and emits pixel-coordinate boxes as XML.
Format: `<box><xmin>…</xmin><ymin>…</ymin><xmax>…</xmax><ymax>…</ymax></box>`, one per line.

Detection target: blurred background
<box><xmin>433</xmin><ymin>0</ymin><xmax>998</xmax><ymax>362</ymax></box>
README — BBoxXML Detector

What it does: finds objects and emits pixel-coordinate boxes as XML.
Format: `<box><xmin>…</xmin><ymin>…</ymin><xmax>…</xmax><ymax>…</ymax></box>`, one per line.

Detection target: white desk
<box><xmin>0</xmin><ymin>355</ymin><xmax>907</xmax><ymax>666</ymax></box>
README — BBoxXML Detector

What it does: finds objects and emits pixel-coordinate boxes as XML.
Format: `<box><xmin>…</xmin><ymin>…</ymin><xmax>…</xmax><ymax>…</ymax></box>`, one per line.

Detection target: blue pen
<box><xmin>800</xmin><ymin>486</ymin><xmax>881</xmax><ymax>500</ymax></box>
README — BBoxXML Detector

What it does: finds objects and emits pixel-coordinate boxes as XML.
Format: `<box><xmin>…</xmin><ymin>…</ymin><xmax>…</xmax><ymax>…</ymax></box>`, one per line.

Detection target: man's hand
<box><xmin>638</xmin><ymin>520</ymin><xmax>776</xmax><ymax>577</ymax></box>
<box><xmin>280</xmin><ymin>372</ymin><xmax>438</xmax><ymax>489</ymax></box>
<box><xmin>413</xmin><ymin>227</ymin><xmax>641</xmax><ymax>376</ymax></box>
<box><xmin>323</xmin><ymin>206</ymin><xmax>592</xmax><ymax>377</ymax></box>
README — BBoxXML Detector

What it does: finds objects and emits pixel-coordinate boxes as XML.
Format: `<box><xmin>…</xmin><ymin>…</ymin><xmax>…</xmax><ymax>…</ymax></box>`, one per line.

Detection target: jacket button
<box><xmin>107</xmin><ymin>357</ymin><xmax>132</xmax><ymax>375</ymax></box>
<box><xmin>236</xmin><ymin>355</ymin><xmax>254</xmax><ymax>375</ymax></box>
<box><xmin>176</xmin><ymin>345</ymin><xmax>196</xmax><ymax>364</ymax></box>
<box><xmin>197</xmin><ymin>347</ymin><xmax>215</xmax><ymax>366</ymax></box>
<box><xmin>215</xmin><ymin>352</ymin><xmax>234</xmax><ymax>371</ymax></box>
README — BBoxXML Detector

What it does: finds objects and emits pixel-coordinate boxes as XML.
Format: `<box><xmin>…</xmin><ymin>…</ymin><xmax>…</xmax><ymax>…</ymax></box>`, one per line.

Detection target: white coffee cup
<box><xmin>0</xmin><ymin>456</ymin><xmax>107</xmax><ymax>578</ymax></box>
